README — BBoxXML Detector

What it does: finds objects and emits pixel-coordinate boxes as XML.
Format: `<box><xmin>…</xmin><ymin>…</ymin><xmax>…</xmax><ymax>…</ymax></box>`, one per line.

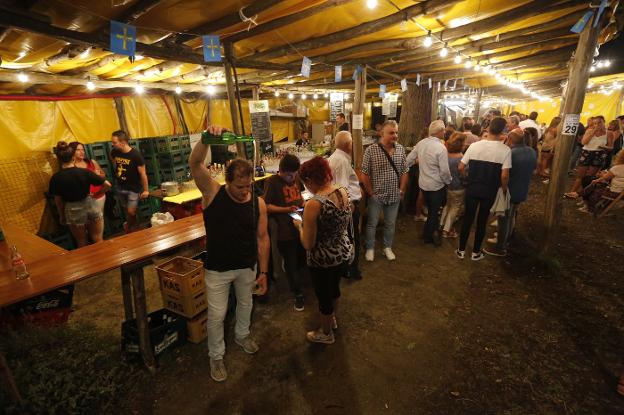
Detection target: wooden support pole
<box><xmin>431</xmin><ymin>84</ymin><xmax>439</xmax><ymax>121</ymax></box>
<box><xmin>542</xmin><ymin>12</ymin><xmax>606</xmax><ymax>255</ymax></box>
<box><xmin>473</xmin><ymin>89</ymin><xmax>483</xmax><ymax>120</ymax></box>
<box><xmin>223</xmin><ymin>43</ymin><xmax>246</xmax><ymax>158</ymax></box>
<box><xmin>129</xmin><ymin>266</ymin><xmax>156</xmax><ymax>373</ymax></box>
<box><xmin>353</xmin><ymin>67</ymin><xmax>366</xmax><ymax>170</ymax></box>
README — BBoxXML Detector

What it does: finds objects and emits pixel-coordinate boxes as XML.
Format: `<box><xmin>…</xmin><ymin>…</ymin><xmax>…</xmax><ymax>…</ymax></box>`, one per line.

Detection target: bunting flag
<box><xmin>437</xmin><ymin>81</ymin><xmax>441</xmax><ymax>91</ymax></box>
<box><xmin>451</xmin><ymin>79</ymin><xmax>457</xmax><ymax>90</ymax></box>
<box><xmin>416</xmin><ymin>73</ymin><xmax>421</xmax><ymax>86</ymax></box>
<box><xmin>401</xmin><ymin>79</ymin><xmax>408</xmax><ymax>92</ymax></box>
<box><xmin>594</xmin><ymin>0</ymin><xmax>608</xmax><ymax>27</ymax></box>
<box><xmin>443</xmin><ymin>79</ymin><xmax>449</xmax><ymax>90</ymax></box>
<box><xmin>352</xmin><ymin>65</ymin><xmax>362</xmax><ymax>81</ymax></box>
<box><xmin>379</xmin><ymin>84</ymin><xmax>386</xmax><ymax>98</ymax></box>
<box><xmin>428</xmin><ymin>78</ymin><xmax>432</xmax><ymax>89</ymax></box>
<box><xmin>110</xmin><ymin>21</ymin><xmax>136</xmax><ymax>57</ymax></box>
<box><xmin>335</xmin><ymin>65</ymin><xmax>342</xmax><ymax>83</ymax></box>
<box><xmin>301</xmin><ymin>56</ymin><xmax>312</xmax><ymax>78</ymax></box>
<box><xmin>202</xmin><ymin>35</ymin><xmax>222</xmax><ymax>62</ymax></box>
<box><xmin>571</xmin><ymin>10</ymin><xmax>593</xmax><ymax>33</ymax></box>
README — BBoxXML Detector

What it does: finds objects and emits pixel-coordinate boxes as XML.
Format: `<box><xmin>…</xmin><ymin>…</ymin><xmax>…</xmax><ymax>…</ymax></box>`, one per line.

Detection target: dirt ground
<box><xmin>66</xmin><ymin>177</ymin><xmax>624</xmax><ymax>415</ymax></box>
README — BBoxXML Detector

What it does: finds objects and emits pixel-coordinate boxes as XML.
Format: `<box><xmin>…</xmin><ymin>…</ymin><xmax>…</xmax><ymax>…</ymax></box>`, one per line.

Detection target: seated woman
<box><xmin>49</xmin><ymin>141</ymin><xmax>112</xmax><ymax>247</ymax></box>
<box><xmin>293</xmin><ymin>156</ymin><xmax>353</xmax><ymax>344</ymax></box>
<box><xmin>578</xmin><ymin>149</ymin><xmax>624</xmax><ymax>215</ymax></box>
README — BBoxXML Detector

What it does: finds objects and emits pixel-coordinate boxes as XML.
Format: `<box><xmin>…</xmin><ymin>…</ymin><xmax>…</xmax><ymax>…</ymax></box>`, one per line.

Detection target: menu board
<box><xmin>330</xmin><ymin>92</ymin><xmax>344</xmax><ymax>121</ymax></box>
<box><xmin>249</xmin><ymin>100</ymin><xmax>273</xmax><ymax>154</ymax></box>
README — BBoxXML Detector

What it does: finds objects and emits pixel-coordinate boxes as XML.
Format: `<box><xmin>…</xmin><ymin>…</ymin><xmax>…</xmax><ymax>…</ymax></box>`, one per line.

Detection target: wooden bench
<box><xmin>1</xmin><ymin>214</ymin><xmax>207</xmax><ymax>391</ymax></box>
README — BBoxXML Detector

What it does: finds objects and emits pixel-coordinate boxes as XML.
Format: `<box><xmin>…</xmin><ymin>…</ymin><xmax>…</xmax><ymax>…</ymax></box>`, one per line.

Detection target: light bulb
<box><xmin>454</xmin><ymin>53</ymin><xmax>462</xmax><ymax>64</ymax></box>
<box><xmin>366</xmin><ymin>0</ymin><xmax>377</xmax><ymax>9</ymax></box>
<box><xmin>301</xmin><ymin>93</ymin><xmax>307</xmax><ymax>99</ymax></box>
<box><xmin>288</xmin><ymin>93</ymin><xmax>294</xmax><ymax>99</ymax></box>
<box><xmin>17</xmin><ymin>72</ymin><xmax>28</xmax><ymax>82</ymax></box>
<box><xmin>135</xmin><ymin>83</ymin><xmax>144</xmax><ymax>94</ymax></box>
<box><xmin>604</xmin><ymin>60</ymin><xmax>611</xmax><ymax>67</ymax></box>
<box><xmin>86</xmin><ymin>80</ymin><xmax>95</xmax><ymax>91</ymax></box>
<box><xmin>175</xmin><ymin>86</ymin><xmax>181</xmax><ymax>94</ymax></box>
<box><xmin>274</xmin><ymin>91</ymin><xmax>280</xmax><ymax>97</ymax></box>
<box><xmin>313</xmin><ymin>93</ymin><xmax>318</xmax><ymax>99</ymax></box>
<box><xmin>474</xmin><ymin>63</ymin><xmax>481</xmax><ymax>72</ymax></box>
<box><xmin>440</xmin><ymin>43</ymin><xmax>448</xmax><ymax>58</ymax></box>
<box><xmin>206</xmin><ymin>85</ymin><xmax>215</xmax><ymax>95</ymax></box>
<box><xmin>597</xmin><ymin>61</ymin><xmax>604</xmax><ymax>68</ymax></box>
<box><xmin>18</xmin><ymin>51</ymin><xmax>26</xmax><ymax>59</ymax></box>
<box><xmin>324</xmin><ymin>92</ymin><xmax>329</xmax><ymax>98</ymax></box>
<box><xmin>465</xmin><ymin>60</ymin><xmax>473</xmax><ymax>69</ymax></box>
<box><xmin>344</xmin><ymin>93</ymin><xmax>350</xmax><ymax>100</ymax></box>
<box><xmin>590</xmin><ymin>66</ymin><xmax>596</xmax><ymax>72</ymax></box>
<box><xmin>423</xmin><ymin>31</ymin><xmax>433</xmax><ymax>48</ymax></box>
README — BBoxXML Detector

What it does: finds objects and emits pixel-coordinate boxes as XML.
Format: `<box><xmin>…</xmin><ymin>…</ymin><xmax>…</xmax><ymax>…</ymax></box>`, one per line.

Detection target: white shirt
<box><xmin>407</xmin><ymin>136</ymin><xmax>452</xmax><ymax>191</ymax></box>
<box><xmin>328</xmin><ymin>148</ymin><xmax>362</xmax><ymax>202</ymax></box>
<box><xmin>519</xmin><ymin>119</ymin><xmax>542</xmax><ymax>138</ymax></box>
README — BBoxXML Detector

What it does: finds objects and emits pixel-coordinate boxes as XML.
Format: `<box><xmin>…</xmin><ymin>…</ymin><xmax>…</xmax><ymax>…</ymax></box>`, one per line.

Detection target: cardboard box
<box><xmin>156</xmin><ymin>257</ymin><xmax>205</xmax><ymax>298</ymax></box>
<box><xmin>186</xmin><ymin>310</ymin><xmax>208</xmax><ymax>344</ymax></box>
<box><xmin>161</xmin><ymin>289</ymin><xmax>207</xmax><ymax>318</ymax></box>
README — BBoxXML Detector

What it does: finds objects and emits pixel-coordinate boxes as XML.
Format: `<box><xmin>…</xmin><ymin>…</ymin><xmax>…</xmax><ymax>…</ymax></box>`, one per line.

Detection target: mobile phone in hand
<box><xmin>289</xmin><ymin>212</ymin><xmax>302</xmax><ymax>221</ymax></box>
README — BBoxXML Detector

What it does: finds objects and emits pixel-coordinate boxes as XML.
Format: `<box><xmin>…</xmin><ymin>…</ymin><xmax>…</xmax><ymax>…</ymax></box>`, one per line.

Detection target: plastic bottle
<box><xmin>11</xmin><ymin>245</ymin><xmax>29</xmax><ymax>280</ymax></box>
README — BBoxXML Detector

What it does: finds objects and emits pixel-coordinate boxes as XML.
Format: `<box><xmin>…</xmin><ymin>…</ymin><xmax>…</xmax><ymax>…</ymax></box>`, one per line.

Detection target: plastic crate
<box><xmin>156</xmin><ymin>136</ymin><xmax>182</xmax><ymax>153</ymax></box>
<box><xmin>148</xmin><ymin>196</ymin><xmax>161</xmax><ymax>214</ymax></box>
<box><xmin>42</xmin><ymin>231</ymin><xmax>76</xmax><ymax>250</ymax></box>
<box><xmin>128</xmin><ymin>139</ymin><xmax>139</xmax><ymax>151</ymax></box>
<box><xmin>147</xmin><ymin>169</ymin><xmax>162</xmax><ymax>187</ymax></box>
<box><xmin>138</xmin><ymin>138</ymin><xmax>156</xmax><ymax>155</ymax></box>
<box><xmin>104</xmin><ymin>217</ymin><xmax>125</xmax><ymax>237</ymax></box>
<box><xmin>86</xmin><ymin>142</ymin><xmax>111</xmax><ymax>164</ymax></box>
<box><xmin>8</xmin><ymin>285</ymin><xmax>74</xmax><ymax>315</ymax></box>
<box><xmin>160</xmin><ymin>166</ymin><xmax>188</xmax><ymax>183</ymax></box>
<box><xmin>136</xmin><ymin>203</ymin><xmax>152</xmax><ymax>224</ymax></box>
<box><xmin>121</xmin><ymin>309</ymin><xmax>187</xmax><ymax>358</ymax></box>
<box><xmin>156</xmin><ymin>256</ymin><xmax>205</xmax><ymax>298</ymax></box>
<box><xmin>179</xmin><ymin>135</ymin><xmax>191</xmax><ymax>150</ymax></box>
<box><xmin>158</xmin><ymin>150</ymin><xmax>187</xmax><ymax>169</ymax></box>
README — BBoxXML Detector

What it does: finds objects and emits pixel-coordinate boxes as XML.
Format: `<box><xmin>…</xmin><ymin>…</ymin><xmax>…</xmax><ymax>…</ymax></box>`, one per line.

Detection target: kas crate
<box><xmin>161</xmin><ymin>289</ymin><xmax>207</xmax><ymax>318</ymax></box>
<box><xmin>139</xmin><ymin>138</ymin><xmax>157</xmax><ymax>155</ymax></box>
<box><xmin>86</xmin><ymin>142</ymin><xmax>111</xmax><ymax>164</ymax></box>
<box><xmin>186</xmin><ymin>310</ymin><xmax>208</xmax><ymax>344</ymax></box>
<box><xmin>179</xmin><ymin>135</ymin><xmax>191</xmax><ymax>150</ymax></box>
<box><xmin>121</xmin><ymin>309</ymin><xmax>187</xmax><ymax>357</ymax></box>
<box><xmin>8</xmin><ymin>285</ymin><xmax>75</xmax><ymax>315</ymax></box>
<box><xmin>156</xmin><ymin>257</ymin><xmax>205</xmax><ymax>298</ymax></box>
<box><xmin>160</xmin><ymin>166</ymin><xmax>188</xmax><ymax>183</ymax></box>
<box><xmin>158</xmin><ymin>150</ymin><xmax>187</xmax><ymax>169</ymax></box>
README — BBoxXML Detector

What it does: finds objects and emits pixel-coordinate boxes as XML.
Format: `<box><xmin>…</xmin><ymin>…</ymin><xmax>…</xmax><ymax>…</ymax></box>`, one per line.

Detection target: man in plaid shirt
<box><xmin>361</xmin><ymin>120</ymin><xmax>409</xmax><ymax>261</ymax></box>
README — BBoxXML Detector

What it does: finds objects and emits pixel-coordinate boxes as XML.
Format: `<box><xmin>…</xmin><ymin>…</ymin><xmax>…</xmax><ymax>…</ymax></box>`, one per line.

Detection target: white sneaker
<box><xmin>383</xmin><ymin>247</ymin><xmax>396</xmax><ymax>261</ymax></box>
<box><xmin>365</xmin><ymin>249</ymin><xmax>374</xmax><ymax>261</ymax></box>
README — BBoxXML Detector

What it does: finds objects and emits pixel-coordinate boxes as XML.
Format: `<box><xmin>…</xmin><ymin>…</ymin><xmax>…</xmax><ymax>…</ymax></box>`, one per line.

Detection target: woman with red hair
<box><xmin>293</xmin><ymin>156</ymin><xmax>354</xmax><ymax>344</ymax></box>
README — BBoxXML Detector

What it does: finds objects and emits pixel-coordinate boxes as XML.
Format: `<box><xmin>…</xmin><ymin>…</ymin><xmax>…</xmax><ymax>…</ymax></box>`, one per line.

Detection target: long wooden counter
<box><xmin>0</xmin><ymin>215</ymin><xmax>204</xmax><ymax>308</ymax></box>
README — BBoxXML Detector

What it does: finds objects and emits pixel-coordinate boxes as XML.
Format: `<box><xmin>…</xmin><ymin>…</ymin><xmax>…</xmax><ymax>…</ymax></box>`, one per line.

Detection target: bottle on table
<box><xmin>11</xmin><ymin>245</ymin><xmax>29</xmax><ymax>280</ymax></box>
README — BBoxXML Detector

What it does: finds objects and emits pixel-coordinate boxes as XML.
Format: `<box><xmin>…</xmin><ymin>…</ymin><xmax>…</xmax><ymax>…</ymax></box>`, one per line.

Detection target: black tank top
<box><xmin>203</xmin><ymin>186</ymin><xmax>259</xmax><ymax>271</ymax></box>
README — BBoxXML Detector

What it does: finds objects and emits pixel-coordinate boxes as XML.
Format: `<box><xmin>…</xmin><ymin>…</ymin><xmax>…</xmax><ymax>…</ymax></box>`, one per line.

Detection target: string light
<box><xmin>324</xmin><ymin>92</ymin><xmax>329</xmax><ymax>98</ymax></box>
<box><xmin>17</xmin><ymin>72</ymin><xmax>28</xmax><ymax>82</ymax></box>
<box><xmin>274</xmin><ymin>91</ymin><xmax>280</xmax><ymax>97</ymax></box>
<box><xmin>465</xmin><ymin>60</ymin><xmax>473</xmax><ymax>69</ymax></box>
<box><xmin>134</xmin><ymin>83</ymin><xmax>144</xmax><ymax>94</ymax></box>
<box><xmin>454</xmin><ymin>52</ymin><xmax>462</xmax><ymax>64</ymax></box>
<box><xmin>86</xmin><ymin>79</ymin><xmax>95</xmax><ymax>91</ymax></box>
<box><xmin>440</xmin><ymin>42</ymin><xmax>448</xmax><ymax>58</ymax></box>
<box><xmin>474</xmin><ymin>63</ymin><xmax>481</xmax><ymax>72</ymax></box>
<box><xmin>301</xmin><ymin>93</ymin><xmax>307</xmax><ymax>99</ymax></box>
<box><xmin>423</xmin><ymin>31</ymin><xmax>433</xmax><ymax>48</ymax></box>
<box><xmin>288</xmin><ymin>92</ymin><xmax>294</xmax><ymax>99</ymax></box>
<box><xmin>206</xmin><ymin>84</ymin><xmax>216</xmax><ymax>95</ymax></box>
<box><xmin>313</xmin><ymin>93</ymin><xmax>318</xmax><ymax>99</ymax></box>
<box><xmin>175</xmin><ymin>85</ymin><xmax>182</xmax><ymax>94</ymax></box>
<box><xmin>366</xmin><ymin>0</ymin><xmax>377</xmax><ymax>9</ymax></box>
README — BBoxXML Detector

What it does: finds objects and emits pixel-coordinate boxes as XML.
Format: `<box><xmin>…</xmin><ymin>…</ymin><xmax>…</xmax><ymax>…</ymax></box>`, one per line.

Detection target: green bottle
<box><xmin>201</xmin><ymin>131</ymin><xmax>254</xmax><ymax>145</ymax></box>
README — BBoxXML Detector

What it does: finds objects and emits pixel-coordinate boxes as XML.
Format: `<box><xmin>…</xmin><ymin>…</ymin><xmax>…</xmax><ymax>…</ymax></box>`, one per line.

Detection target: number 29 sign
<box><xmin>562</xmin><ymin>114</ymin><xmax>580</xmax><ymax>135</ymax></box>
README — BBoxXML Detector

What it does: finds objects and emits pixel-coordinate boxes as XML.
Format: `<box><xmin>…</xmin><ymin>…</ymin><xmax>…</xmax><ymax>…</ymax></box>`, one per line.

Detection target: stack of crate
<box><xmin>85</xmin><ymin>142</ymin><xmax>114</xmax><ymax>183</ymax></box>
<box><xmin>156</xmin><ymin>256</ymin><xmax>208</xmax><ymax>344</ymax></box>
<box><xmin>156</xmin><ymin>135</ymin><xmax>191</xmax><ymax>183</ymax></box>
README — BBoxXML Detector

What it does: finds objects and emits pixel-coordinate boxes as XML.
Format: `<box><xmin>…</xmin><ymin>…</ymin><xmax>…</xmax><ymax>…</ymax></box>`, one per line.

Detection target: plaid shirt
<box><xmin>362</xmin><ymin>143</ymin><xmax>408</xmax><ymax>204</ymax></box>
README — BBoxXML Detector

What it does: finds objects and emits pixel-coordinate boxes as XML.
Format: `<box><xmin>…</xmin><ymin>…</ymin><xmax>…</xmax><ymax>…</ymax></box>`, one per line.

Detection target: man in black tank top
<box><xmin>189</xmin><ymin>126</ymin><xmax>270</xmax><ymax>383</ymax></box>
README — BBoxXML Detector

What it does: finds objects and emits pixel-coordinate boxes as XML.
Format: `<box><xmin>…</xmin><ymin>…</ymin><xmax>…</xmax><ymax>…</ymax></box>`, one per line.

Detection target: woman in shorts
<box><xmin>49</xmin><ymin>141</ymin><xmax>112</xmax><ymax>247</ymax></box>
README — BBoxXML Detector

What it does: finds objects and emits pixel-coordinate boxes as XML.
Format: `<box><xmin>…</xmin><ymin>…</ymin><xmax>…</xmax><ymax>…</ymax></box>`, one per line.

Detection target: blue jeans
<box><xmin>365</xmin><ymin>197</ymin><xmax>400</xmax><ymax>250</ymax></box>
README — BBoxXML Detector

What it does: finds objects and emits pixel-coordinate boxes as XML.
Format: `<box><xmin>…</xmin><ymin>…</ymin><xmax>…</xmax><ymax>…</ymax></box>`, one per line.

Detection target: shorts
<box><xmin>115</xmin><ymin>189</ymin><xmax>140</xmax><ymax>209</ymax></box>
<box><xmin>64</xmin><ymin>197</ymin><xmax>103</xmax><ymax>226</ymax></box>
<box><xmin>578</xmin><ymin>150</ymin><xmax>607</xmax><ymax>168</ymax></box>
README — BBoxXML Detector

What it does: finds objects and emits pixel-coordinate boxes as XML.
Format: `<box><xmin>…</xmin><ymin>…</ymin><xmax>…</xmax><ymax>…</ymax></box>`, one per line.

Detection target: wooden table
<box><xmin>0</xmin><ymin>223</ymin><xmax>67</xmax><ymax>271</ymax></box>
<box><xmin>0</xmin><ymin>215</ymin><xmax>206</xmax><ymax>377</ymax></box>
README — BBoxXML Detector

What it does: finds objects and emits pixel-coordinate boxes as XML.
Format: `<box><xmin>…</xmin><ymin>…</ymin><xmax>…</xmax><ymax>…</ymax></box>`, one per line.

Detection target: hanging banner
<box><xmin>379</xmin><ymin>84</ymin><xmax>386</xmax><ymax>98</ymax></box>
<box><xmin>329</xmin><ymin>92</ymin><xmax>344</xmax><ymax>121</ymax></box>
<box><xmin>443</xmin><ymin>79</ymin><xmax>449</xmax><ymax>89</ymax></box>
<box><xmin>594</xmin><ymin>0</ymin><xmax>608</xmax><ymax>27</ymax></box>
<box><xmin>110</xmin><ymin>21</ymin><xmax>137</xmax><ymax>57</ymax></box>
<box><xmin>416</xmin><ymin>74</ymin><xmax>421</xmax><ymax>86</ymax></box>
<box><xmin>437</xmin><ymin>81</ymin><xmax>441</xmax><ymax>91</ymax></box>
<box><xmin>352</xmin><ymin>65</ymin><xmax>362</xmax><ymax>81</ymax></box>
<box><xmin>335</xmin><ymin>65</ymin><xmax>342</xmax><ymax>83</ymax></box>
<box><xmin>301</xmin><ymin>56</ymin><xmax>312</xmax><ymax>78</ymax></box>
<box><xmin>249</xmin><ymin>100</ymin><xmax>273</xmax><ymax>154</ymax></box>
<box><xmin>451</xmin><ymin>79</ymin><xmax>457</xmax><ymax>90</ymax></box>
<box><xmin>202</xmin><ymin>35</ymin><xmax>222</xmax><ymax>62</ymax></box>
<box><xmin>571</xmin><ymin>10</ymin><xmax>593</xmax><ymax>33</ymax></box>
<box><xmin>401</xmin><ymin>79</ymin><xmax>408</xmax><ymax>92</ymax></box>
<box><xmin>382</xmin><ymin>94</ymin><xmax>398</xmax><ymax>118</ymax></box>
<box><xmin>428</xmin><ymin>78</ymin><xmax>432</xmax><ymax>89</ymax></box>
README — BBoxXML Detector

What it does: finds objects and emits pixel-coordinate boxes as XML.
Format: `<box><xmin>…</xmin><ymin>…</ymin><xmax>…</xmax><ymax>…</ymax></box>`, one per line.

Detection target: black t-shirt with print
<box><xmin>49</xmin><ymin>167</ymin><xmax>105</xmax><ymax>202</ymax></box>
<box><xmin>111</xmin><ymin>147</ymin><xmax>145</xmax><ymax>192</ymax></box>
<box><xmin>339</xmin><ymin>123</ymin><xmax>350</xmax><ymax>132</ymax></box>
<box><xmin>263</xmin><ymin>174</ymin><xmax>304</xmax><ymax>241</ymax></box>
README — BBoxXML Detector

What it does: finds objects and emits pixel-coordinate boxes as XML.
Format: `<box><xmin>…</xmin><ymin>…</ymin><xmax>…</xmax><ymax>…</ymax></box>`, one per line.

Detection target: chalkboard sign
<box><xmin>249</xmin><ymin>100</ymin><xmax>273</xmax><ymax>154</ymax></box>
<box><xmin>330</xmin><ymin>93</ymin><xmax>344</xmax><ymax>121</ymax></box>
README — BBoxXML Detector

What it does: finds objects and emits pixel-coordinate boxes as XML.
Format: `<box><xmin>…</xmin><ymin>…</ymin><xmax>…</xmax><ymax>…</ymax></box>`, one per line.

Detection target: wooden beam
<box><xmin>160</xmin><ymin>0</ymin><xmax>283</xmax><ymax>46</ymax></box>
<box><xmin>366</xmin><ymin>65</ymin><xmax>402</xmax><ymax>81</ymax></box>
<box><xmin>226</xmin><ymin>0</ymin><xmax>357</xmax><ymax>43</ymax></box>
<box><xmin>542</xmin><ymin>11</ymin><xmax>608</xmax><ymax>254</ymax></box>
<box><xmin>114</xmin><ymin>0</ymin><xmax>164</xmax><ymax>24</ymax></box>
<box><xmin>0</xmin><ymin>9</ymin><xmax>287</xmax><ymax>71</ymax></box>
<box><xmin>247</xmin><ymin>0</ymin><xmax>459</xmax><ymax>61</ymax></box>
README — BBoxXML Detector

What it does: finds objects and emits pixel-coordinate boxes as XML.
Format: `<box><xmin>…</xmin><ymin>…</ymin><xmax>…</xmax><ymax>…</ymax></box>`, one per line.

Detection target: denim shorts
<box><xmin>578</xmin><ymin>150</ymin><xmax>607</xmax><ymax>168</ymax></box>
<box><xmin>115</xmin><ymin>189</ymin><xmax>140</xmax><ymax>209</ymax></box>
<box><xmin>64</xmin><ymin>197</ymin><xmax>103</xmax><ymax>226</ymax></box>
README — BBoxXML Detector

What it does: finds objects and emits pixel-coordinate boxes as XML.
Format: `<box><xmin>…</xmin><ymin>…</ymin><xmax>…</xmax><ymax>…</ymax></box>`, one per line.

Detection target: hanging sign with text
<box><xmin>249</xmin><ymin>100</ymin><xmax>273</xmax><ymax>154</ymax></box>
<box><xmin>562</xmin><ymin>113</ymin><xmax>580</xmax><ymax>135</ymax></box>
<box><xmin>329</xmin><ymin>92</ymin><xmax>344</xmax><ymax>122</ymax></box>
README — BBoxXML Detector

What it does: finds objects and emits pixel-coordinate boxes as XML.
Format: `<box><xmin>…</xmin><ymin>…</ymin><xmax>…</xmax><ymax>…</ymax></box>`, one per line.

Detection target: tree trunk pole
<box><xmin>430</xmin><ymin>85</ymin><xmax>439</xmax><ymax>121</ymax></box>
<box><xmin>353</xmin><ymin>67</ymin><xmax>366</xmax><ymax>169</ymax></box>
<box><xmin>224</xmin><ymin>42</ymin><xmax>247</xmax><ymax>158</ymax></box>
<box><xmin>542</xmin><ymin>12</ymin><xmax>606</xmax><ymax>255</ymax></box>
<box><xmin>473</xmin><ymin>89</ymin><xmax>483</xmax><ymax>121</ymax></box>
